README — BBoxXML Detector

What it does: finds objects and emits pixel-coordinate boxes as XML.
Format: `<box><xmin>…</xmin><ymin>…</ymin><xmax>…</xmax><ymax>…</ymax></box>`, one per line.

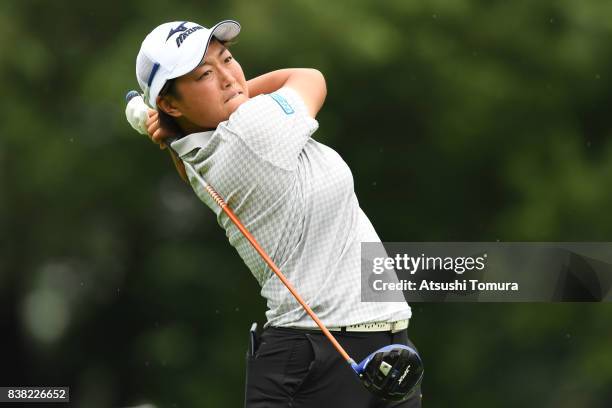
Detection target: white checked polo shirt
<box><xmin>171</xmin><ymin>87</ymin><xmax>411</xmax><ymax>328</ymax></box>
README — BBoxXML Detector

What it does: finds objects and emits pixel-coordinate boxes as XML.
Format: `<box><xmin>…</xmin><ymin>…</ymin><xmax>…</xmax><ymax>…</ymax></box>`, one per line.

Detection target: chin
<box><xmin>226</xmin><ymin>94</ymin><xmax>249</xmax><ymax>115</ymax></box>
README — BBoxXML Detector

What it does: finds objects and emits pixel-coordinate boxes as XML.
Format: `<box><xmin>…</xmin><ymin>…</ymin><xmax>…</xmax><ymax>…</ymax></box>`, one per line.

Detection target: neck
<box><xmin>177</xmin><ymin>117</ymin><xmax>216</xmax><ymax>135</ymax></box>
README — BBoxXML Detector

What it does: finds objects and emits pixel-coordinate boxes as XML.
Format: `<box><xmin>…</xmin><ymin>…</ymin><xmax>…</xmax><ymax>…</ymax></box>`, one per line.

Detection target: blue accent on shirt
<box><xmin>269</xmin><ymin>93</ymin><xmax>295</xmax><ymax>115</ymax></box>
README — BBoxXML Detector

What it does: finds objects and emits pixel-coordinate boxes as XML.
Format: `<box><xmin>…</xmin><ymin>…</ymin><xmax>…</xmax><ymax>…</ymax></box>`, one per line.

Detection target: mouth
<box><xmin>225</xmin><ymin>91</ymin><xmax>243</xmax><ymax>103</ymax></box>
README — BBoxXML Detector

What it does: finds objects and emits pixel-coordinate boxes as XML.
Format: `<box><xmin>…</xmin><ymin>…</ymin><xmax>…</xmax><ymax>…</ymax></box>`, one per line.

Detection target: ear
<box><xmin>157</xmin><ymin>95</ymin><xmax>183</xmax><ymax>118</ymax></box>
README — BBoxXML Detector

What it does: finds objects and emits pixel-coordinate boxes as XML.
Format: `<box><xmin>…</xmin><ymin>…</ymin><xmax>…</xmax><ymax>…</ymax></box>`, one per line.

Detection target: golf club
<box><xmin>126</xmin><ymin>90</ymin><xmax>423</xmax><ymax>401</ymax></box>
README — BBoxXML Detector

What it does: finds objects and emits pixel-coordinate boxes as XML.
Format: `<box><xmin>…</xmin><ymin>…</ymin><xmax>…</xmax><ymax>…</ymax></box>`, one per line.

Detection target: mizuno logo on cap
<box><xmin>175</xmin><ymin>26</ymin><xmax>203</xmax><ymax>47</ymax></box>
<box><xmin>166</xmin><ymin>21</ymin><xmax>189</xmax><ymax>41</ymax></box>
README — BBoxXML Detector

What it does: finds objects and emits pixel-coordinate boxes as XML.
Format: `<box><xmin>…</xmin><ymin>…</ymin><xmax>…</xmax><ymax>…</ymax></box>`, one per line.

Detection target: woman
<box><xmin>130</xmin><ymin>19</ymin><xmax>422</xmax><ymax>408</ymax></box>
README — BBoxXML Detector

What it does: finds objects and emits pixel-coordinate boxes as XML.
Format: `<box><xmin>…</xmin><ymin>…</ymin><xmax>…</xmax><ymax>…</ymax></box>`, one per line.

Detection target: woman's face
<box><xmin>161</xmin><ymin>39</ymin><xmax>249</xmax><ymax>130</ymax></box>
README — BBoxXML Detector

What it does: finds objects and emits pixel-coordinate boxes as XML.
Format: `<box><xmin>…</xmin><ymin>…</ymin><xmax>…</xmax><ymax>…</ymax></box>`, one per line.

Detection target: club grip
<box><xmin>125</xmin><ymin>90</ymin><xmax>141</xmax><ymax>103</ymax></box>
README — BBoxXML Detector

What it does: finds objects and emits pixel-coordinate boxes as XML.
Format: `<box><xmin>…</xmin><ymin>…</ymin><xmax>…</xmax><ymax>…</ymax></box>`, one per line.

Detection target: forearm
<box><xmin>247</xmin><ymin>68</ymin><xmax>317</xmax><ymax>97</ymax></box>
<box><xmin>247</xmin><ymin>68</ymin><xmax>327</xmax><ymax>117</ymax></box>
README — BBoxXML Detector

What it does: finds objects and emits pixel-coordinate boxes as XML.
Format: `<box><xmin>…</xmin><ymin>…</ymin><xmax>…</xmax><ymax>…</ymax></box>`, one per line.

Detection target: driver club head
<box><xmin>353</xmin><ymin>344</ymin><xmax>424</xmax><ymax>402</ymax></box>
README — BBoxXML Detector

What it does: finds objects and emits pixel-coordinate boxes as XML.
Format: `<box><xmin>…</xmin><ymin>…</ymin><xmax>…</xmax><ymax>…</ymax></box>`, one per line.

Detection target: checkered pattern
<box><xmin>179</xmin><ymin>87</ymin><xmax>411</xmax><ymax>327</ymax></box>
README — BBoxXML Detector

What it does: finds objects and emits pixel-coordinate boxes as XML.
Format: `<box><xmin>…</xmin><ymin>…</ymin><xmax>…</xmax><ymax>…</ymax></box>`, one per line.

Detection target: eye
<box><xmin>224</xmin><ymin>55</ymin><xmax>233</xmax><ymax>63</ymax></box>
<box><xmin>198</xmin><ymin>70</ymin><xmax>212</xmax><ymax>80</ymax></box>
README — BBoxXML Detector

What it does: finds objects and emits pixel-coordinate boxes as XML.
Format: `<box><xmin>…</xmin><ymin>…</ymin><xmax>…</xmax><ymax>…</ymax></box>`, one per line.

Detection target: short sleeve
<box><xmin>224</xmin><ymin>86</ymin><xmax>319</xmax><ymax>171</ymax></box>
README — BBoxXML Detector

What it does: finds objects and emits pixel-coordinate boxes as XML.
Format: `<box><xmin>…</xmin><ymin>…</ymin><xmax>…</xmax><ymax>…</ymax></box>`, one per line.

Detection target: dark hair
<box><xmin>157</xmin><ymin>78</ymin><xmax>183</xmax><ymax>136</ymax></box>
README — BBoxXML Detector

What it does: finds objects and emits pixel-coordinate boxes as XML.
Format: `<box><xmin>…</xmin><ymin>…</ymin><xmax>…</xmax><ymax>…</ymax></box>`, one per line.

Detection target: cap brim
<box><xmin>168</xmin><ymin>19</ymin><xmax>241</xmax><ymax>81</ymax></box>
<box><xmin>210</xmin><ymin>19</ymin><xmax>241</xmax><ymax>42</ymax></box>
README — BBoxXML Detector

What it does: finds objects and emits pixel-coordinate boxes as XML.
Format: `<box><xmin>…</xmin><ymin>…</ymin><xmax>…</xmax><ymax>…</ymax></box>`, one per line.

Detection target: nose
<box><xmin>218</xmin><ymin>66</ymin><xmax>235</xmax><ymax>88</ymax></box>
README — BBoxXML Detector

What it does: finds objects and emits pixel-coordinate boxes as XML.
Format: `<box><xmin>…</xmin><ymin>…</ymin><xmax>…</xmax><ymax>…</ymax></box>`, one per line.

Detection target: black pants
<box><xmin>244</xmin><ymin>326</ymin><xmax>423</xmax><ymax>408</ymax></box>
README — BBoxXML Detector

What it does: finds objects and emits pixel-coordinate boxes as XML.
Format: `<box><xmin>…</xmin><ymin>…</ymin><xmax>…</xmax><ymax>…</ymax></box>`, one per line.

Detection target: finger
<box><xmin>145</xmin><ymin>118</ymin><xmax>157</xmax><ymax>131</ymax></box>
<box><xmin>152</xmin><ymin>128</ymin><xmax>162</xmax><ymax>143</ymax></box>
<box><xmin>145</xmin><ymin>111</ymin><xmax>158</xmax><ymax>127</ymax></box>
<box><xmin>148</xmin><ymin>121</ymin><xmax>159</xmax><ymax>138</ymax></box>
<box><xmin>147</xmin><ymin>109</ymin><xmax>157</xmax><ymax>118</ymax></box>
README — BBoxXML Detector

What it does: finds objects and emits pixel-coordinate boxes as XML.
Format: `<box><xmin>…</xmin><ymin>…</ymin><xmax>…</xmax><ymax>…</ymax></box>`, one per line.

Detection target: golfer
<box><xmin>131</xmin><ymin>20</ymin><xmax>422</xmax><ymax>407</ymax></box>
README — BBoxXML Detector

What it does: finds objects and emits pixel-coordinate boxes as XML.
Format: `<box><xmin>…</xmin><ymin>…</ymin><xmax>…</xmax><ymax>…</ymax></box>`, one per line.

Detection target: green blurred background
<box><xmin>1</xmin><ymin>0</ymin><xmax>611</xmax><ymax>406</ymax></box>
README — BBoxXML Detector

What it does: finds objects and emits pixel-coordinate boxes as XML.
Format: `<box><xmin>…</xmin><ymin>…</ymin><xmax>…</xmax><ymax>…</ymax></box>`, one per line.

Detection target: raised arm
<box><xmin>247</xmin><ymin>68</ymin><xmax>327</xmax><ymax>118</ymax></box>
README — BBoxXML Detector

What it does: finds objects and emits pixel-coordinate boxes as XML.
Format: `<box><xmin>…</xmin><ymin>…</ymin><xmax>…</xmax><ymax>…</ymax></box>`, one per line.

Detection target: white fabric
<box><xmin>125</xmin><ymin>94</ymin><xmax>149</xmax><ymax>135</ymax></box>
<box><xmin>174</xmin><ymin>87</ymin><xmax>412</xmax><ymax>328</ymax></box>
<box><xmin>172</xmin><ymin>131</ymin><xmax>213</xmax><ymax>157</ymax></box>
<box><xmin>297</xmin><ymin>319</ymin><xmax>409</xmax><ymax>333</ymax></box>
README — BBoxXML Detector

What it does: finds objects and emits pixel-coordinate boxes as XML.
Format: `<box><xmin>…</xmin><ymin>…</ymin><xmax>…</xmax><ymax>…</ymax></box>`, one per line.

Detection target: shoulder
<box><xmin>272</xmin><ymin>86</ymin><xmax>313</xmax><ymax>116</ymax></box>
<box><xmin>219</xmin><ymin>87</ymin><xmax>318</xmax><ymax>171</ymax></box>
<box><xmin>234</xmin><ymin>86</ymin><xmax>311</xmax><ymax>116</ymax></box>
<box><xmin>226</xmin><ymin>87</ymin><xmax>316</xmax><ymax>134</ymax></box>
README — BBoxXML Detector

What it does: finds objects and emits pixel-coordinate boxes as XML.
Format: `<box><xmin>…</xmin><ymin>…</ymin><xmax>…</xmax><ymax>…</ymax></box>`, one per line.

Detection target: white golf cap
<box><xmin>136</xmin><ymin>20</ymin><xmax>241</xmax><ymax>108</ymax></box>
